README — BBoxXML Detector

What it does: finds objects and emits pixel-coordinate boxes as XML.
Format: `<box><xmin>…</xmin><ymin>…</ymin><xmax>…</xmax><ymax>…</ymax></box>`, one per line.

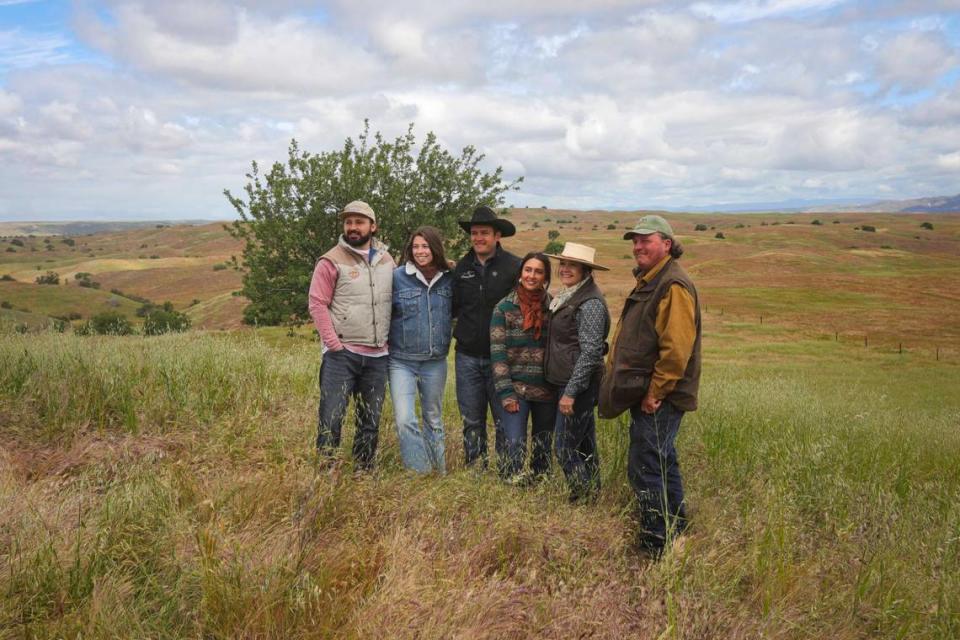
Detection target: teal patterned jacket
<box><xmin>489</xmin><ymin>290</ymin><xmax>555</xmax><ymax>404</ymax></box>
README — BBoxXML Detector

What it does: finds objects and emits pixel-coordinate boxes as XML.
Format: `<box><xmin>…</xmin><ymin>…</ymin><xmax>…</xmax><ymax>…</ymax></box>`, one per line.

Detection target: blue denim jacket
<box><xmin>389</xmin><ymin>264</ymin><xmax>453</xmax><ymax>361</ymax></box>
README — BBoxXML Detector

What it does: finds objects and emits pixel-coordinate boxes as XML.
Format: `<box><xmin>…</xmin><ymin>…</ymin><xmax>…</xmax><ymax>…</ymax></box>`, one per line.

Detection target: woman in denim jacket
<box><xmin>388</xmin><ymin>226</ymin><xmax>454</xmax><ymax>473</ymax></box>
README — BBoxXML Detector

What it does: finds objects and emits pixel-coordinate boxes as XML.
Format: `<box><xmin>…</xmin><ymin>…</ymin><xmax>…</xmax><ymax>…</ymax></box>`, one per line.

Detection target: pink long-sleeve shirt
<box><xmin>308</xmin><ymin>255</ymin><xmax>388</xmax><ymax>357</ymax></box>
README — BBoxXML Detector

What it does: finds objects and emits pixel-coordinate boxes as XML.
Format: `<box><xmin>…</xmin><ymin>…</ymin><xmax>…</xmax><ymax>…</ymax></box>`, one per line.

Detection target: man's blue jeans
<box><xmin>500</xmin><ymin>396</ymin><xmax>555</xmax><ymax>479</ymax></box>
<box><xmin>554</xmin><ymin>380</ymin><xmax>601</xmax><ymax>500</ymax></box>
<box><xmin>388</xmin><ymin>356</ymin><xmax>447</xmax><ymax>474</ymax></box>
<box><xmin>628</xmin><ymin>401</ymin><xmax>687</xmax><ymax>548</ymax></box>
<box><xmin>454</xmin><ymin>351</ymin><xmax>505</xmax><ymax>467</ymax></box>
<box><xmin>316</xmin><ymin>349</ymin><xmax>388</xmax><ymax>469</ymax></box>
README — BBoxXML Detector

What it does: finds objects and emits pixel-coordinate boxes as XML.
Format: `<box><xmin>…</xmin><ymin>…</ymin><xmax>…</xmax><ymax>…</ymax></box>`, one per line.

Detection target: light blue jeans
<box><xmin>388</xmin><ymin>356</ymin><xmax>447</xmax><ymax>473</ymax></box>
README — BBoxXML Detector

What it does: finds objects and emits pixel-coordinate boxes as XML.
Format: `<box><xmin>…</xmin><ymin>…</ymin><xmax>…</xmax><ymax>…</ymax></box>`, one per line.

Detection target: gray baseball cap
<box><xmin>623</xmin><ymin>214</ymin><xmax>674</xmax><ymax>240</ymax></box>
<box><xmin>340</xmin><ymin>200</ymin><xmax>376</xmax><ymax>223</ymax></box>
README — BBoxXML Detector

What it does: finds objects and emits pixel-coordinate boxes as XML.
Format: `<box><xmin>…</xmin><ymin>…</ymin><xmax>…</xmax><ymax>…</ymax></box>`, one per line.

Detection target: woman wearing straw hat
<box><xmin>544</xmin><ymin>242</ymin><xmax>611</xmax><ymax>502</ymax></box>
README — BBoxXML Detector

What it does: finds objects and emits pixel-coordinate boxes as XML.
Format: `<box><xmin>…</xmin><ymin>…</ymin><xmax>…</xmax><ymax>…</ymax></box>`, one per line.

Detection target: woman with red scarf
<box><xmin>489</xmin><ymin>252</ymin><xmax>555</xmax><ymax>483</ymax></box>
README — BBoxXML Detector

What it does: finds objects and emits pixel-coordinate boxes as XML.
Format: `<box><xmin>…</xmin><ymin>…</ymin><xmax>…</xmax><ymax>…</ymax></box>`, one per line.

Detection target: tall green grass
<box><xmin>1</xmin><ymin>332</ymin><xmax>958</xmax><ymax>638</ymax></box>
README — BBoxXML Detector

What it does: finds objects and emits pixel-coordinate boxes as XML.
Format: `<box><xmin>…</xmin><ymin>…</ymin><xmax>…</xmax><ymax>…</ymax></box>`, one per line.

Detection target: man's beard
<box><xmin>344</xmin><ymin>231</ymin><xmax>372</xmax><ymax>247</ymax></box>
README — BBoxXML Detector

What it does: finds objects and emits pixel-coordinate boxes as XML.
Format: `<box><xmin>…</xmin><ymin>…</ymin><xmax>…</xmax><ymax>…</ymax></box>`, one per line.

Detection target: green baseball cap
<box><xmin>623</xmin><ymin>214</ymin><xmax>674</xmax><ymax>240</ymax></box>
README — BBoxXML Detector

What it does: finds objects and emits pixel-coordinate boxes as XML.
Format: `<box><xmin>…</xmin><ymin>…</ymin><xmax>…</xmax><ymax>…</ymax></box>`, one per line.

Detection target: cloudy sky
<box><xmin>1</xmin><ymin>0</ymin><xmax>959</xmax><ymax>220</ymax></box>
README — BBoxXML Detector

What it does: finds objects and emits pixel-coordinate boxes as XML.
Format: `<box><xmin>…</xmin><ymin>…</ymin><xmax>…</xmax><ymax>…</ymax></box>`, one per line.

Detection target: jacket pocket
<box><xmin>598</xmin><ymin>370</ymin><xmax>649</xmax><ymax>419</ymax></box>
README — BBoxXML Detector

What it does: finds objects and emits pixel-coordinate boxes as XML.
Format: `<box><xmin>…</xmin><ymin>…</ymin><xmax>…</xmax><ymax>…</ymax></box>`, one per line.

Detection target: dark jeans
<box><xmin>316</xmin><ymin>349</ymin><xmax>388</xmax><ymax>469</ymax></box>
<box><xmin>554</xmin><ymin>380</ymin><xmax>601</xmax><ymax>500</ymax></box>
<box><xmin>628</xmin><ymin>401</ymin><xmax>687</xmax><ymax>548</ymax></box>
<box><xmin>500</xmin><ymin>396</ymin><xmax>555</xmax><ymax>479</ymax></box>
<box><xmin>455</xmin><ymin>351</ymin><xmax>506</xmax><ymax>467</ymax></box>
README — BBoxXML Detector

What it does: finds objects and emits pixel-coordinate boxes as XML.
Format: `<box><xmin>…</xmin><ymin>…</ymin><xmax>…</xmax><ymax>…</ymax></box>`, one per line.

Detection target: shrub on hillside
<box><xmin>861</xmin><ymin>225</ymin><xmax>876</xmax><ymax>232</ymax></box>
<box><xmin>61</xmin><ymin>237</ymin><xmax>75</xmax><ymax>246</ymax></box>
<box><xmin>1</xmin><ymin>274</ymin><xmax>14</xmax><ymax>281</ymax></box>
<box><xmin>920</xmin><ymin>222</ymin><xmax>934</xmax><ymax>230</ymax></box>
<box><xmin>35</xmin><ymin>271</ymin><xmax>60</xmax><ymax>285</ymax></box>
<box><xmin>695</xmin><ymin>223</ymin><xmax>708</xmax><ymax>231</ymax></box>
<box><xmin>1</xmin><ymin>300</ymin><xmax>11</xmax><ymax>309</ymax></box>
<box><xmin>89</xmin><ymin>312</ymin><xmax>134</xmax><ymax>336</ymax></box>
<box><xmin>812</xmin><ymin>219</ymin><xmax>823</xmax><ymax>225</ymax></box>
<box><xmin>11</xmin><ymin>238</ymin><xmax>24</xmax><ymax>247</ymax></box>
<box><xmin>75</xmin><ymin>272</ymin><xmax>101</xmax><ymax>289</ymax></box>
<box><xmin>143</xmin><ymin>308</ymin><xmax>191</xmax><ymax>335</ymax></box>
<box><xmin>212</xmin><ymin>263</ymin><xmax>228</xmax><ymax>271</ymax></box>
<box><xmin>715</xmin><ymin>232</ymin><xmax>726</xmax><ymax>239</ymax></box>
<box><xmin>544</xmin><ymin>239</ymin><xmax>564</xmax><ymax>254</ymax></box>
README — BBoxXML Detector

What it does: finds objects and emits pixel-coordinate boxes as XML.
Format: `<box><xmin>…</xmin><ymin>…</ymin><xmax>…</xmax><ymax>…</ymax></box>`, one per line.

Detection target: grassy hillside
<box><xmin>1</xmin><ymin>212</ymin><xmax>958</xmax><ymax>349</ymax></box>
<box><xmin>0</xmin><ymin>323</ymin><xmax>957</xmax><ymax>638</ymax></box>
<box><xmin>0</xmin><ymin>222</ymin><xmax>243</xmax><ymax>329</ymax></box>
<box><xmin>0</xmin><ymin>281</ymin><xmax>142</xmax><ymax>322</ymax></box>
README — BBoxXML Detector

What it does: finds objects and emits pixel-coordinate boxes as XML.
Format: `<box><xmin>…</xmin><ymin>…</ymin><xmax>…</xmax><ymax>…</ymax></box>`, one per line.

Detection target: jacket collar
<box><xmin>470</xmin><ymin>242</ymin><xmax>502</xmax><ymax>266</ymax></box>
<box><xmin>338</xmin><ymin>235</ymin><xmax>390</xmax><ymax>265</ymax></box>
<box><xmin>404</xmin><ymin>261</ymin><xmax>447</xmax><ymax>287</ymax></box>
<box><xmin>633</xmin><ymin>255</ymin><xmax>672</xmax><ymax>285</ymax></box>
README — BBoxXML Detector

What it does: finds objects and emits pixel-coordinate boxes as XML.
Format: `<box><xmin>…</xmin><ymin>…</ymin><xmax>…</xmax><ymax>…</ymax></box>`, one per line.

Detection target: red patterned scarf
<box><xmin>516</xmin><ymin>286</ymin><xmax>546</xmax><ymax>340</ymax></box>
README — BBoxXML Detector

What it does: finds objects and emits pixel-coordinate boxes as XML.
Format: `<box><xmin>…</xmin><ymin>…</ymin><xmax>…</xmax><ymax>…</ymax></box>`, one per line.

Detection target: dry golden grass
<box><xmin>0</xmin><ymin>330</ymin><xmax>957</xmax><ymax>638</ymax></box>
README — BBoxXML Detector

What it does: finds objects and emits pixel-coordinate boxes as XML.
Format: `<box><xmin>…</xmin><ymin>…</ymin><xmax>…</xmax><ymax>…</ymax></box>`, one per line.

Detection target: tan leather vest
<box><xmin>320</xmin><ymin>237</ymin><xmax>395</xmax><ymax>347</ymax></box>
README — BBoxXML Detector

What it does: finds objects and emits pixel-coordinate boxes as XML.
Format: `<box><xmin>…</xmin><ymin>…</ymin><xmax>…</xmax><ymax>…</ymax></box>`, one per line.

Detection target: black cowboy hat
<box><xmin>458</xmin><ymin>205</ymin><xmax>516</xmax><ymax>237</ymax></box>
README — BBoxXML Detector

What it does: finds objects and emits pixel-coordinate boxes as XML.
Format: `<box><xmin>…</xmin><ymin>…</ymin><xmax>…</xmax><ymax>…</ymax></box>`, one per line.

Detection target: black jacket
<box><xmin>452</xmin><ymin>244</ymin><xmax>522</xmax><ymax>358</ymax></box>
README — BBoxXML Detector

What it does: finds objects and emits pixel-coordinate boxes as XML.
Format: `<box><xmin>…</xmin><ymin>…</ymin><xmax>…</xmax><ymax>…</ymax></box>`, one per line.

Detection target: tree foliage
<box><xmin>143</xmin><ymin>308</ymin><xmax>191</xmax><ymax>336</ymax></box>
<box><xmin>89</xmin><ymin>312</ymin><xmax>134</xmax><ymax>336</ymax></box>
<box><xmin>225</xmin><ymin>122</ymin><xmax>522</xmax><ymax>326</ymax></box>
<box><xmin>35</xmin><ymin>271</ymin><xmax>59</xmax><ymax>285</ymax></box>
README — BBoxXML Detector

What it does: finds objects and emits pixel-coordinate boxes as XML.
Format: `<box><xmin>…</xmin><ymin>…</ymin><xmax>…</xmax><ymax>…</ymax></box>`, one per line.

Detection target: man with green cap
<box><xmin>599</xmin><ymin>214</ymin><xmax>701</xmax><ymax>556</ymax></box>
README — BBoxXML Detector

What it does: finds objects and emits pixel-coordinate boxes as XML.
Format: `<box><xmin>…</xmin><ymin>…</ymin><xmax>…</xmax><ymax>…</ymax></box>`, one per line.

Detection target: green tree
<box><xmin>143</xmin><ymin>307</ymin><xmax>191</xmax><ymax>335</ymax></box>
<box><xmin>225</xmin><ymin>122</ymin><xmax>522</xmax><ymax>325</ymax></box>
<box><xmin>35</xmin><ymin>271</ymin><xmax>59</xmax><ymax>285</ymax></box>
<box><xmin>545</xmin><ymin>239</ymin><xmax>564</xmax><ymax>254</ymax></box>
<box><xmin>89</xmin><ymin>312</ymin><xmax>134</xmax><ymax>336</ymax></box>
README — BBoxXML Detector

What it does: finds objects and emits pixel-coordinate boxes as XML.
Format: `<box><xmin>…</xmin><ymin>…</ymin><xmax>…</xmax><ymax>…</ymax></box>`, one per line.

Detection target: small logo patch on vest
<box><xmin>348</xmin><ymin>269</ymin><xmax>360</xmax><ymax>279</ymax></box>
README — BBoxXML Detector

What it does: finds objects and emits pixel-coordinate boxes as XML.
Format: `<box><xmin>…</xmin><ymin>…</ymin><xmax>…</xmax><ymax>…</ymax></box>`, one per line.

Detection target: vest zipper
<box><xmin>366</xmin><ymin>258</ymin><xmax>378</xmax><ymax>345</ymax></box>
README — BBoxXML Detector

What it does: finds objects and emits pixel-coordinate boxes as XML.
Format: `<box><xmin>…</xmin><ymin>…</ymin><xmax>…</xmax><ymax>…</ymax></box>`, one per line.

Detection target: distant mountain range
<box><xmin>807</xmin><ymin>194</ymin><xmax>960</xmax><ymax>213</ymax></box>
<box><xmin>0</xmin><ymin>220</ymin><xmax>213</xmax><ymax>236</ymax></box>
<box><xmin>4</xmin><ymin>193</ymin><xmax>959</xmax><ymax>231</ymax></box>
<box><xmin>663</xmin><ymin>193</ymin><xmax>960</xmax><ymax>214</ymax></box>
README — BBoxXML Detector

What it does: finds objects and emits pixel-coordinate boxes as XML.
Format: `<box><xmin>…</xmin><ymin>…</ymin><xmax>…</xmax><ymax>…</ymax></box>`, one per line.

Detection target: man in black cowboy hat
<box><xmin>452</xmin><ymin>205</ymin><xmax>523</xmax><ymax>468</ymax></box>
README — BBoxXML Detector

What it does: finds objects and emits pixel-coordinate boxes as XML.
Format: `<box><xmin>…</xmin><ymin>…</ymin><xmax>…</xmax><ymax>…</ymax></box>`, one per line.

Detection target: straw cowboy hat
<box><xmin>544</xmin><ymin>242</ymin><xmax>609</xmax><ymax>271</ymax></box>
<box><xmin>458</xmin><ymin>205</ymin><xmax>516</xmax><ymax>237</ymax></box>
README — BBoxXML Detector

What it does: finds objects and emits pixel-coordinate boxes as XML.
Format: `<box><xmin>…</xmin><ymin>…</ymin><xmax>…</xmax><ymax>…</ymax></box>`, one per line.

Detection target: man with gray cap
<box><xmin>599</xmin><ymin>214</ymin><xmax>701</xmax><ymax>556</ymax></box>
<box><xmin>309</xmin><ymin>200</ymin><xmax>396</xmax><ymax>469</ymax></box>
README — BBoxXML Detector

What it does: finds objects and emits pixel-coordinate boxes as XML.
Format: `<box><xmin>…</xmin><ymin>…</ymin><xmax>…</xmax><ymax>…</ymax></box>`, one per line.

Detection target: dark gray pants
<box><xmin>316</xmin><ymin>349</ymin><xmax>388</xmax><ymax>469</ymax></box>
<box><xmin>554</xmin><ymin>380</ymin><xmax>601</xmax><ymax>501</ymax></box>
